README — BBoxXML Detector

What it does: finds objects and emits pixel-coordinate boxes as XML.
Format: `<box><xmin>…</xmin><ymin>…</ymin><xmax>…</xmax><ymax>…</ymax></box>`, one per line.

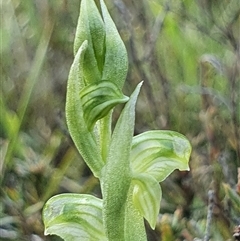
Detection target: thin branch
<box><xmin>204</xmin><ymin>190</ymin><xmax>215</xmax><ymax>241</ymax></box>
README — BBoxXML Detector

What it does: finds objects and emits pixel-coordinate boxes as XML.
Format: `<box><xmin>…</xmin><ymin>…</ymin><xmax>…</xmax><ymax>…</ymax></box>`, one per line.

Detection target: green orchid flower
<box><xmin>42</xmin><ymin>1</ymin><xmax>192</xmax><ymax>240</ymax></box>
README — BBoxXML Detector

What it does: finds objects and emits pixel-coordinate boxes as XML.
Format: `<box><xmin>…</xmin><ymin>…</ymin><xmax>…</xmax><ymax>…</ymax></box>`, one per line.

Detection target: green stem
<box><xmin>124</xmin><ymin>184</ymin><xmax>147</xmax><ymax>241</ymax></box>
<box><xmin>99</xmin><ymin>111</ymin><xmax>112</xmax><ymax>162</ymax></box>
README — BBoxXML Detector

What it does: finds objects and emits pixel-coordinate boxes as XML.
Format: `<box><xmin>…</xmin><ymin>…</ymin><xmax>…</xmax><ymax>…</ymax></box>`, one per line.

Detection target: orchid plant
<box><xmin>42</xmin><ymin>0</ymin><xmax>192</xmax><ymax>240</ymax></box>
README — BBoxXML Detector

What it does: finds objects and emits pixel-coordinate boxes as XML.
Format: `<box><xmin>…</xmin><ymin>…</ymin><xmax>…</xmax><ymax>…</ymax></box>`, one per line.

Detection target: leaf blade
<box><xmin>43</xmin><ymin>194</ymin><xmax>107</xmax><ymax>241</ymax></box>
<box><xmin>124</xmin><ymin>185</ymin><xmax>148</xmax><ymax>241</ymax></box>
<box><xmin>102</xmin><ymin>82</ymin><xmax>143</xmax><ymax>241</ymax></box>
<box><xmin>66</xmin><ymin>41</ymin><xmax>104</xmax><ymax>177</ymax></box>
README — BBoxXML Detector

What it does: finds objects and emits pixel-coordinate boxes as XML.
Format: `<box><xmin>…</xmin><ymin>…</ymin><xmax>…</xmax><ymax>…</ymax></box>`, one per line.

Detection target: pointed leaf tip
<box><xmin>100</xmin><ymin>0</ymin><xmax>128</xmax><ymax>89</ymax></box>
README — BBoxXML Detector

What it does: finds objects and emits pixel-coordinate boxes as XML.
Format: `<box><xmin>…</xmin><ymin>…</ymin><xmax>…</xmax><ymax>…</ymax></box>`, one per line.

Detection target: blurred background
<box><xmin>1</xmin><ymin>0</ymin><xmax>240</xmax><ymax>240</ymax></box>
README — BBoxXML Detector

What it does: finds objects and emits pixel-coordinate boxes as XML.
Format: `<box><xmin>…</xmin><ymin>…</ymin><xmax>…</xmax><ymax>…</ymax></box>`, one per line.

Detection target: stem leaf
<box><xmin>43</xmin><ymin>194</ymin><xmax>107</xmax><ymax>241</ymax></box>
<box><xmin>66</xmin><ymin>41</ymin><xmax>104</xmax><ymax>178</ymax></box>
<box><xmin>124</xmin><ymin>186</ymin><xmax>147</xmax><ymax>241</ymax></box>
<box><xmin>102</xmin><ymin>82</ymin><xmax>143</xmax><ymax>241</ymax></box>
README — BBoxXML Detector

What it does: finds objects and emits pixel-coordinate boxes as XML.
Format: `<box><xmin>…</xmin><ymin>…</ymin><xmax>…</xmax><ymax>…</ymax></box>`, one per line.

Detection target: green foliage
<box><xmin>101</xmin><ymin>83</ymin><xmax>142</xmax><ymax>241</ymax></box>
<box><xmin>43</xmin><ymin>194</ymin><xmax>106</xmax><ymax>241</ymax></box>
<box><xmin>66</xmin><ymin>40</ymin><xmax>104</xmax><ymax>177</ymax></box>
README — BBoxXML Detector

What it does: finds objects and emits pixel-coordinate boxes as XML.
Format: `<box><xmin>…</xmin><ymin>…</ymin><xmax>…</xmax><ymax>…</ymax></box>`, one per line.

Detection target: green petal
<box><xmin>131</xmin><ymin>130</ymin><xmax>191</xmax><ymax>182</ymax></box>
<box><xmin>100</xmin><ymin>0</ymin><xmax>128</xmax><ymax>89</ymax></box>
<box><xmin>74</xmin><ymin>0</ymin><xmax>105</xmax><ymax>83</ymax></box>
<box><xmin>80</xmin><ymin>81</ymin><xmax>129</xmax><ymax>130</ymax></box>
<box><xmin>43</xmin><ymin>194</ymin><xmax>107</xmax><ymax>241</ymax></box>
<box><xmin>132</xmin><ymin>174</ymin><xmax>161</xmax><ymax>229</ymax></box>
